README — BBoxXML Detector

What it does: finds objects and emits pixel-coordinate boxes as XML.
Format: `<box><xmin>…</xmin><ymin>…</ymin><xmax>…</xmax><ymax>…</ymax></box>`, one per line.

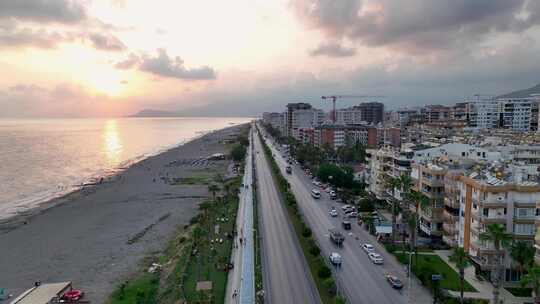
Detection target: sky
<box><xmin>1</xmin><ymin>0</ymin><xmax>540</xmax><ymax>117</ymax></box>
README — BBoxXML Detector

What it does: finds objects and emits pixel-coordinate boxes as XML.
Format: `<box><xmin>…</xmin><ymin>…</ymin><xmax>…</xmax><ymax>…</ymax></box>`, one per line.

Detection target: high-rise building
<box><xmin>358</xmin><ymin>102</ymin><xmax>384</xmax><ymax>124</ymax></box>
<box><xmin>286</xmin><ymin>102</ymin><xmax>312</xmax><ymax>137</ymax></box>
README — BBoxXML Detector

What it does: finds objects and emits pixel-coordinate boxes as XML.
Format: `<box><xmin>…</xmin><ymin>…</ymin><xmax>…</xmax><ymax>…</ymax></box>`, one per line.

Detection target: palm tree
<box><xmin>398</xmin><ymin>174</ymin><xmax>412</xmax><ymax>248</ymax></box>
<box><xmin>449</xmin><ymin>247</ymin><xmax>470</xmax><ymax>304</ymax></box>
<box><xmin>479</xmin><ymin>223</ymin><xmax>512</xmax><ymax>304</ymax></box>
<box><xmin>385</xmin><ymin>176</ymin><xmax>401</xmax><ymax>246</ymax></box>
<box><xmin>510</xmin><ymin>241</ymin><xmax>535</xmax><ymax>278</ymax></box>
<box><xmin>208</xmin><ymin>183</ymin><xmax>220</xmax><ymax>202</ymax></box>
<box><xmin>406</xmin><ymin>191</ymin><xmax>430</xmax><ymax>262</ymax></box>
<box><xmin>521</xmin><ymin>266</ymin><xmax>540</xmax><ymax>304</ymax></box>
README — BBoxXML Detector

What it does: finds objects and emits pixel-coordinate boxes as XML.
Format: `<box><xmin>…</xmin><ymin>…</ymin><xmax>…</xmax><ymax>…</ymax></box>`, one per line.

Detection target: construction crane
<box><xmin>321</xmin><ymin>95</ymin><xmax>386</xmax><ymax>123</ymax></box>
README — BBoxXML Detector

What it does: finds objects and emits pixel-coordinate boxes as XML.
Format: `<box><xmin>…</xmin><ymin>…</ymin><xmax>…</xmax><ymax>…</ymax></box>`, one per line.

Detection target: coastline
<box><xmin>0</xmin><ymin>128</ymin><xmax>221</xmax><ymax>232</ymax></box>
<box><xmin>0</xmin><ymin>123</ymin><xmax>248</xmax><ymax>303</ymax></box>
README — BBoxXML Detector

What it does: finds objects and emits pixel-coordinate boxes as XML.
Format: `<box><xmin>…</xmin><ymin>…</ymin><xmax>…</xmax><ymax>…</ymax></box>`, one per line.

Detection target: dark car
<box><xmin>342</xmin><ymin>220</ymin><xmax>351</xmax><ymax>230</ymax></box>
<box><xmin>386</xmin><ymin>274</ymin><xmax>403</xmax><ymax>289</ymax></box>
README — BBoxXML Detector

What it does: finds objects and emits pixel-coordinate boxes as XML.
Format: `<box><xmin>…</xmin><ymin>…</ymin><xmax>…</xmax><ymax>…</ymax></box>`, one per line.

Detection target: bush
<box><xmin>309</xmin><ymin>246</ymin><xmax>321</xmax><ymax>256</ymax></box>
<box><xmin>231</xmin><ymin>144</ymin><xmax>247</xmax><ymax>162</ymax></box>
<box><xmin>318</xmin><ymin>265</ymin><xmax>332</xmax><ymax>279</ymax></box>
<box><xmin>302</xmin><ymin>227</ymin><xmax>312</xmax><ymax>238</ymax></box>
<box><xmin>323</xmin><ymin>278</ymin><xmax>337</xmax><ymax>296</ymax></box>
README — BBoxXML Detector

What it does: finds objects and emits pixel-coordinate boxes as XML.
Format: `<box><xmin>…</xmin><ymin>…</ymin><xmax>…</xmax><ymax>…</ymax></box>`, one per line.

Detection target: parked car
<box><xmin>342</xmin><ymin>220</ymin><xmax>351</xmax><ymax>230</ymax></box>
<box><xmin>362</xmin><ymin>243</ymin><xmax>375</xmax><ymax>253</ymax></box>
<box><xmin>330</xmin><ymin>192</ymin><xmax>338</xmax><ymax>200</ymax></box>
<box><xmin>285</xmin><ymin>166</ymin><xmax>292</xmax><ymax>174</ymax></box>
<box><xmin>386</xmin><ymin>274</ymin><xmax>403</xmax><ymax>289</ymax></box>
<box><xmin>329</xmin><ymin>252</ymin><xmax>342</xmax><ymax>266</ymax></box>
<box><xmin>347</xmin><ymin>211</ymin><xmax>358</xmax><ymax>218</ymax></box>
<box><xmin>341</xmin><ymin>204</ymin><xmax>351</xmax><ymax>211</ymax></box>
<box><xmin>311</xmin><ymin>189</ymin><xmax>321</xmax><ymax>199</ymax></box>
<box><xmin>329</xmin><ymin>209</ymin><xmax>338</xmax><ymax>217</ymax></box>
<box><xmin>62</xmin><ymin>290</ymin><xmax>85</xmax><ymax>301</ymax></box>
<box><xmin>368</xmin><ymin>252</ymin><xmax>384</xmax><ymax>264</ymax></box>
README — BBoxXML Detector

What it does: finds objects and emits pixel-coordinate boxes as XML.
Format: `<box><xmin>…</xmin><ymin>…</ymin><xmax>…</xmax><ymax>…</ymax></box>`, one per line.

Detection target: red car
<box><xmin>62</xmin><ymin>290</ymin><xmax>84</xmax><ymax>302</ymax></box>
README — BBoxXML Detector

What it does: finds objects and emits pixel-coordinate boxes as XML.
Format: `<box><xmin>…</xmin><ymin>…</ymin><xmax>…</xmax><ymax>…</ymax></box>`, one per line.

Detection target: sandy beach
<box><xmin>0</xmin><ymin>124</ymin><xmax>246</xmax><ymax>303</ymax></box>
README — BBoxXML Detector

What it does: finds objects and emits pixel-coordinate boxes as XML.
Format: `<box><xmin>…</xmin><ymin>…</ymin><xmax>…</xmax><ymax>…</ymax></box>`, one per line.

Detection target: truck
<box><xmin>285</xmin><ymin>166</ymin><xmax>292</xmax><ymax>174</ymax></box>
<box><xmin>329</xmin><ymin>228</ymin><xmax>344</xmax><ymax>247</ymax></box>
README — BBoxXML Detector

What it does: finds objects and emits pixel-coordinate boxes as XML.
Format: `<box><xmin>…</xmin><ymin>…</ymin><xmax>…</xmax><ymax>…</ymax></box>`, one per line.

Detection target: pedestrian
<box><xmin>232</xmin><ymin>289</ymin><xmax>237</xmax><ymax>298</ymax></box>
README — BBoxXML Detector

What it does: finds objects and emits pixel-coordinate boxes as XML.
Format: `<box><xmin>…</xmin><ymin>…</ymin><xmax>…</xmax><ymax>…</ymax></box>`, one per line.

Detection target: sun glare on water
<box><xmin>103</xmin><ymin>119</ymin><xmax>123</xmax><ymax>165</ymax></box>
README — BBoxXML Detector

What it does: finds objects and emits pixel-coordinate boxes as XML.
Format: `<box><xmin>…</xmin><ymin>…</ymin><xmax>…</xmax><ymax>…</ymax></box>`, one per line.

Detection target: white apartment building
<box><xmin>467</xmin><ymin>97</ymin><xmax>539</xmax><ymax>131</ymax></box>
<box><xmin>290</xmin><ymin>108</ymin><xmax>324</xmax><ymax>140</ymax></box>
<box><xmin>456</xmin><ymin>166</ymin><xmax>540</xmax><ymax>281</ymax></box>
<box><xmin>412</xmin><ymin>143</ymin><xmax>502</xmax><ymax>163</ymax></box>
<box><xmin>336</xmin><ymin>107</ymin><xmax>363</xmax><ymax>125</ymax></box>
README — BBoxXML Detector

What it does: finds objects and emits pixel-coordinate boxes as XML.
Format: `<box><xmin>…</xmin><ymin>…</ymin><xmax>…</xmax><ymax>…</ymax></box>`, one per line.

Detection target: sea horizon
<box><xmin>0</xmin><ymin>117</ymin><xmax>251</xmax><ymax>221</ymax></box>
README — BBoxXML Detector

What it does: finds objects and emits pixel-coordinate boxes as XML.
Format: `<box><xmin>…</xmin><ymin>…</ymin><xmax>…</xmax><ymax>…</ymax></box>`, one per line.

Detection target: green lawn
<box><xmin>505</xmin><ymin>287</ymin><xmax>532</xmax><ymax>297</ymax></box>
<box><xmin>394</xmin><ymin>253</ymin><xmax>476</xmax><ymax>292</ymax></box>
<box><xmin>109</xmin><ymin>273</ymin><xmax>159</xmax><ymax>304</ymax></box>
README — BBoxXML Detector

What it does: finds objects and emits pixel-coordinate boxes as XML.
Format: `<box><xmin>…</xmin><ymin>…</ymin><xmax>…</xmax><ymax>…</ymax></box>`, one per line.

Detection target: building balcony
<box><xmin>443</xmin><ymin>211</ymin><xmax>458</xmax><ymax>224</ymax></box>
<box><xmin>419</xmin><ymin>222</ymin><xmax>442</xmax><ymax>237</ymax></box>
<box><xmin>480</xmin><ymin>215</ymin><xmax>507</xmax><ymax>224</ymax></box>
<box><xmin>421</xmin><ymin>177</ymin><xmax>444</xmax><ymax>187</ymax></box>
<box><xmin>444</xmin><ymin>197</ymin><xmax>460</xmax><ymax>209</ymax></box>
<box><xmin>443</xmin><ymin>222</ymin><xmax>458</xmax><ymax>236</ymax></box>
<box><xmin>513</xmin><ymin>215</ymin><xmax>536</xmax><ymax>224</ymax></box>
<box><xmin>443</xmin><ymin>235</ymin><xmax>459</xmax><ymax>247</ymax></box>
<box><xmin>481</xmin><ymin>200</ymin><xmax>507</xmax><ymax>208</ymax></box>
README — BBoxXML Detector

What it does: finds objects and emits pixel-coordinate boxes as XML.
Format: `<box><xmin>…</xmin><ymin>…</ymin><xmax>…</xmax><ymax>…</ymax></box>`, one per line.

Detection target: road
<box><xmin>260</xmin><ymin>126</ymin><xmax>432</xmax><ymax>304</ymax></box>
<box><xmin>253</xmin><ymin>129</ymin><xmax>321</xmax><ymax>304</ymax></box>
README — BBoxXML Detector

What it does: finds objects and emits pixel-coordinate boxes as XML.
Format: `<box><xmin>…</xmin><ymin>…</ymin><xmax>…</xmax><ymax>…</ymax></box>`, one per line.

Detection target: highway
<box><xmin>253</xmin><ymin>129</ymin><xmax>322</xmax><ymax>304</ymax></box>
<box><xmin>259</xmin><ymin>126</ymin><xmax>432</xmax><ymax>304</ymax></box>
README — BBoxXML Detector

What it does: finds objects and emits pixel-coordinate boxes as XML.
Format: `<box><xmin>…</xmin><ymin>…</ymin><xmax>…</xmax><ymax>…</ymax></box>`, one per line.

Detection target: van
<box><xmin>311</xmin><ymin>189</ymin><xmax>321</xmax><ymax>199</ymax></box>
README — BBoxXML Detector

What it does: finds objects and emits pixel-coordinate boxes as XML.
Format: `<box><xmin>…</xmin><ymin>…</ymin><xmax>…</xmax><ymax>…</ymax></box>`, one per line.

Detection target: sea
<box><xmin>0</xmin><ymin>117</ymin><xmax>251</xmax><ymax>221</ymax></box>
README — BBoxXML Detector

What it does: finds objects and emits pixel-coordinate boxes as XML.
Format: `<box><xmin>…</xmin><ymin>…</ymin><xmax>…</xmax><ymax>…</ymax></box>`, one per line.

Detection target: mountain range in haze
<box><xmin>131</xmin><ymin>82</ymin><xmax>540</xmax><ymax>117</ymax></box>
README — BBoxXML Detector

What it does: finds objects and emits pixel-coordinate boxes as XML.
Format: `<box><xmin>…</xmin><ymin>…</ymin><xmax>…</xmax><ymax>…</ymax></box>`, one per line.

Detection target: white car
<box><xmin>329</xmin><ymin>252</ymin><xmax>342</xmax><ymax>266</ymax></box>
<box><xmin>368</xmin><ymin>252</ymin><xmax>384</xmax><ymax>264</ymax></box>
<box><xmin>311</xmin><ymin>189</ymin><xmax>321</xmax><ymax>199</ymax></box>
<box><xmin>341</xmin><ymin>204</ymin><xmax>351</xmax><ymax>211</ymax></box>
<box><xmin>362</xmin><ymin>243</ymin><xmax>375</xmax><ymax>253</ymax></box>
<box><xmin>329</xmin><ymin>209</ymin><xmax>338</xmax><ymax>217</ymax></box>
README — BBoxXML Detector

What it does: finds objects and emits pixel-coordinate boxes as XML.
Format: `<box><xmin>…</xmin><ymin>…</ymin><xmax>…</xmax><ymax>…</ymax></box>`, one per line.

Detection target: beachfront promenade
<box><xmin>225</xmin><ymin>127</ymin><xmax>255</xmax><ymax>304</ymax></box>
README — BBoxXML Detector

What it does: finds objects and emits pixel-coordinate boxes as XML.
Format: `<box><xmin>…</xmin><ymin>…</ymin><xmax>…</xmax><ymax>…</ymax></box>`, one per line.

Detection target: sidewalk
<box><xmin>435</xmin><ymin>250</ymin><xmax>533</xmax><ymax>304</ymax></box>
<box><xmin>225</xmin><ymin>129</ymin><xmax>255</xmax><ymax>304</ymax></box>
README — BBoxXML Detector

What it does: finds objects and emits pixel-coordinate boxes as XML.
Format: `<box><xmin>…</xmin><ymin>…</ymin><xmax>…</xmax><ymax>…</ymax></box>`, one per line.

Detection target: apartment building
<box><xmin>411</xmin><ymin>162</ymin><xmax>446</xmax><ymax>238</ymax></box>
<box><xmin>366</xmin><ymin>147</ymin><xmax>414</xmax><ymax>201</ymax></box>
<box><xmin>457</xmin><ymin>166</ymin><xmax>540</xmax><ymax>281</ymax></box>
<box><xmin>285</xmin><ymin>103</ymin><xmax>324</xmax><ymax>140</ymax></box>
<box><xmin>467</xmin><ymin>97</ymin><xmax>539</xmax><ymax>131</ymax></box>
<box><xmin>262</xmin><ymin>112</ymin><xmax>284</xmax><ymax>131</ymax></box>
<box><xmin>314</xmin><ymin>125</ymin><xmax>372</xmax><ymax>150</ymax></box>
<box><xmin>422</xmin><ymin>105</ymin><xmax>451</xmax><ymax>123</ymax></box>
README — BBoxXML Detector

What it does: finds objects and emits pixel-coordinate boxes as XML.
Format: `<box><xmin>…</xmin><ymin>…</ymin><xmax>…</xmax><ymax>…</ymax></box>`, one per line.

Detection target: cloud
<box><xmin>291</xmin><ymin>0</ymin><xmax>540</xmax><ymax>54</ymax></box>
<box><xmin>115</xmin><ymin>53</ymin><xmax>140</xmax><ymax>69</ymax></box>
<box><xmin>0</xmin><ymin>22</ymin><xmax>75</xmax><ymax>49</ymax></box>
<box><xmin>309</xmin><ymin>42</ymin><xmax>356</xmax><ymax>57</ymax></box>
<box><xmin>0</xmin><ymin>0</ymin><xmax>87</xmax><ymax>24</ymax></box>
<box><xmin>115</xmin><ymin>49</ymin><xmax>217</xmax><ymax>80</ymax></box>
<box><xmin>88</xmin><ymin>32</ymin><xmax>126</xmax><ymax>51</ymax></box>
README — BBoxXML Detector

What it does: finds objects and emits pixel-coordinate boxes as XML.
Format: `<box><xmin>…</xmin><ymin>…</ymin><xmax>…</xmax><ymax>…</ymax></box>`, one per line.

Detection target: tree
<box><xmin>231</xmin><ymin>144</ymin><xmax>247</xmax><ymax>162</ymax></box>
<box><xmin>510</xmin><ymin>241</ymin><xmax>535</xmax><ymax>278</ymax></box>
<box><xmin>449</xmin><ymin>247</ymin><xmax>470</xmax><ymax>304</ymax></box>
<box><xmin>317</xmin><ymin>163</ymin><xmax>355</xmax><ymax>189</ymax></box>
<box><xmin>521</xmin><ymin>266</ymin><xmax>540</xmax><ymax>304</ymax></box>
<box><xmin>385</xmin><ymin>176</ymin><xmax>401</xmax><ymax>246</ymax></box>
<box><xmin>208</xmin><ymin>183</ymin><xmax>220</xmax><ymax>202</ymax></box>
<box><xmin>406</xmin><ymin>191</ymin><xmax>430</xmax><ymax>262</ymax></box>
<box><xmin>479</xmin><ymin>223</ymin><xmax>512</xmax><ymax>304</ymax></box>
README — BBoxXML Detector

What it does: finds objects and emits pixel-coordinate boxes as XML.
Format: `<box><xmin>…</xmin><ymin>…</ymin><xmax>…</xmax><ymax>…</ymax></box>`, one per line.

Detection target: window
<box><xmin>483</xmin><ymin>208</ymin><xmax>489</xmax><ymax>216</ymax></box>
<box><xmin>462</xmin><ymin>152</ymin><xmax>466</xmax><ymax>157</ymax></box>
<box><xmin>514</xmin><ymin>223</ymin><xmax>535</xmax><ymax>235</ymax></box>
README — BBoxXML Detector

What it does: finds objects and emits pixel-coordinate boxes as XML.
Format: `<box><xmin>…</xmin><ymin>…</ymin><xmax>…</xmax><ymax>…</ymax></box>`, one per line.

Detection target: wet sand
<box><xmin>0</xmin><ymin>124</ymin><xmax>246</xmax><ymax>303</ymax></box>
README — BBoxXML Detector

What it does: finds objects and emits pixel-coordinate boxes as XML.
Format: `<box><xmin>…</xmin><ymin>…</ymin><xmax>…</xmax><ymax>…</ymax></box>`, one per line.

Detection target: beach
<box><xmin>0</xmin><ymin>124</ymin><xmax>246</xmax><ymax>303</ymax></box>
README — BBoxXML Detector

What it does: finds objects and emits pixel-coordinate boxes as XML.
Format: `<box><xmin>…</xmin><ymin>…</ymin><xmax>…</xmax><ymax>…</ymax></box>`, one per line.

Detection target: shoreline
<box><xmin>0</xmin><ymin>127</ymin><xmax>230</xmax><ymax>232</ymax></box>
<box><xmin>0</xmin><ymin>123</ymin><xmax>248</xmax><ymax>303</ymax></box>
